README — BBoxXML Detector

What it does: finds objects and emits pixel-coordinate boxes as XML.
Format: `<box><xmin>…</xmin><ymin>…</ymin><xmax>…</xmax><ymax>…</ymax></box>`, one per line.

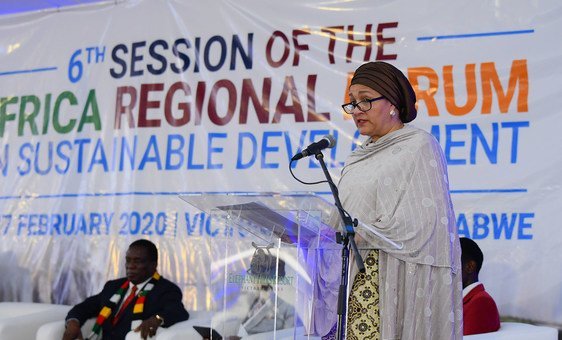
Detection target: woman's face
<box><xmin>348</xmin><ymin>84</ymin><xmax>401</xmax><ymax>140</ymax></box>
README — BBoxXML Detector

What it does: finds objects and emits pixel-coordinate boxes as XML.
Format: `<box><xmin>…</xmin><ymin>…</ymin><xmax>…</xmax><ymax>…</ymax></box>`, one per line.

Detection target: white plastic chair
<box><xmin>36</xmin><ymin>310</ymin><xmax>215</xmax><ymax>340</ymax></box>
<box><xmin>36</xmin><ymin>317</ymin><xmax>96</xmax><ymax>340</ymax></box>
<box><xmin>0</xmin><ymin>302</ymin><xmax>71</xmax><ymax>340</ymax></box>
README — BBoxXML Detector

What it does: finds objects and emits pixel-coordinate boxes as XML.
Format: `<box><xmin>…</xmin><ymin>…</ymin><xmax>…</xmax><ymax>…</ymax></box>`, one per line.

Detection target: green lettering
<box><xmin>18</xmin><ymin>95</ymin><xmax>40</xmax><ymax>136</ymax></box>
<box><xmin>0</xmin><ymin>97</ymin><xmax>17</xmax><ymax>138</ymax></box>
<box><xmin>53</xmin><ymin>91</ymin><xmax>77</xmax><ymax>134</ymax></box>
<box><xmin>42</xmin><ymin>93</ymin><xmax>52</xmax><ymax>135</ymax></box>
<box><xmin>78</xmin><ymin>89</ymin><xmax>101</xmax><ymax>132</ymax></box>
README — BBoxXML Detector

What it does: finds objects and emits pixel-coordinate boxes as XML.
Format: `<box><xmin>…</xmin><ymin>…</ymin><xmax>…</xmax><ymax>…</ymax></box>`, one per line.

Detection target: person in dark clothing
<box><xmin>62</xmin><ymin>239</ymin><xmax>189</xmax><ymax>340</ymax></box>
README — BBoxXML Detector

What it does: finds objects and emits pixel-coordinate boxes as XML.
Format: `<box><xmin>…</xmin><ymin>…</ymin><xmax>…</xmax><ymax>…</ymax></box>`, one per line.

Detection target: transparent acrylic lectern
<box><xmin>180</xmin><ymin>192</ymin><xmax>340</xmax><ymax>340</ymax></box>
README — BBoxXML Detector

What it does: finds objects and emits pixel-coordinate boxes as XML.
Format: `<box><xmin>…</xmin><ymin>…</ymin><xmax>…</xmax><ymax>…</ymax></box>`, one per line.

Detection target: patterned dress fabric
<box><xmin>346</xmin><ymin>249</ymin><xmax>380</xmax><ymax>340</ymax></box>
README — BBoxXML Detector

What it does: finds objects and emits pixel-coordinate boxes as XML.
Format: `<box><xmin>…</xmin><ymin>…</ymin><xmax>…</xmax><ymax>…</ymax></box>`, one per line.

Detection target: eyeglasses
<box><xmin>341</xmin><ymin>96</ymin><xmax>385</xmax><ymax>114</ymax></box>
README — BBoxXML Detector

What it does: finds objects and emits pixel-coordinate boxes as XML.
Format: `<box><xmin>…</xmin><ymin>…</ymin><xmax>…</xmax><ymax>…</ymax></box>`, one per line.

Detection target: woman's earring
<box><xmin>390</xmin><ymin>110</ymin><xmax>396</xmax><ymax>117</ymax></box>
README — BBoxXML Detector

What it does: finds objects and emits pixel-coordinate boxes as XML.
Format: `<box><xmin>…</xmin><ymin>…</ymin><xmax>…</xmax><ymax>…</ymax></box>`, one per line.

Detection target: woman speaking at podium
<box><xmin>338</xmin><ymin>61</ymin><xmax>462</xmax><ymax>340</ymax></box>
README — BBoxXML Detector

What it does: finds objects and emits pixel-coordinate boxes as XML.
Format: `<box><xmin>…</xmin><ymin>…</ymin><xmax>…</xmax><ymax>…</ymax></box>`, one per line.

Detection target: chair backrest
<box><xmin>0</xmin><ymin>302</ymin><xmax>72</xmax><ymax>340</ymax></box>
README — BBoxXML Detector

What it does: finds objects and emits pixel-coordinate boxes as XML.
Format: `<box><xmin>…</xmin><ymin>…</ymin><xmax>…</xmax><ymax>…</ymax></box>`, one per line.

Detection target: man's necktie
<box><xmin>112</xmin><ymin>285</ymin><xmax>138</xmax><ymax>325</ymax></box>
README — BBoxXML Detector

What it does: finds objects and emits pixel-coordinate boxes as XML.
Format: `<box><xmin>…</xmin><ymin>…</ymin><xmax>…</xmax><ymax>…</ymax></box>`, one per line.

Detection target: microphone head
<box><xmin>323</xmin><ymin>135</ymin><xmax>337</xmax><ymax>148</ymax></box>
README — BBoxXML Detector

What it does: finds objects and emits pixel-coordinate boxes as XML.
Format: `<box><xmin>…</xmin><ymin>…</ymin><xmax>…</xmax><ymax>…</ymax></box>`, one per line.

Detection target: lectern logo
<box><xmin>226</xmin><ymin>242</ymin><xmax>294</xmax><ymax>289</ymax></box>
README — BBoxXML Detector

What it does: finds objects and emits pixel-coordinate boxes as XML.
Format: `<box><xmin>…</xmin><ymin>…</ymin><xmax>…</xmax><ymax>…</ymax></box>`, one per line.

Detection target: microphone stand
<box><xmin>314</xmin><ymin>151</ymin><xmax>364</xmax><ymax>340</ymax></box>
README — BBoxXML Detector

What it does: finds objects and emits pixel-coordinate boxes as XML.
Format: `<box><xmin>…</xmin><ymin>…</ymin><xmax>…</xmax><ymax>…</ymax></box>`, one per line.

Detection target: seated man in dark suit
<box><xmin>62</xmin><ymin>239</ymin><xmax>189</xmax><ymax>340</ymax></box>
<box><xmin>461</xmin><ymin>237</ymin><xmax>500</xmax><ymax>335</ymax></box>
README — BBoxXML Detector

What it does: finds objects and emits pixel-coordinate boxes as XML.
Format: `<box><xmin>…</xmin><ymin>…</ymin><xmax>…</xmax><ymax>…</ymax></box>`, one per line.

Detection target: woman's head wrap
<box><xmin>350</xmin><ymin>61</ymin><xmax>417</xmax><ymax>123</ymax></box>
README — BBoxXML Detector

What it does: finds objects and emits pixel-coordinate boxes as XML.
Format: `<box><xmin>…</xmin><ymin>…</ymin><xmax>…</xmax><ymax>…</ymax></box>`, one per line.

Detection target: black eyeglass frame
<box><xmin>341</xmin><ymin>96</ymin><xmax>385</xmax><ymax>114</ymax></box>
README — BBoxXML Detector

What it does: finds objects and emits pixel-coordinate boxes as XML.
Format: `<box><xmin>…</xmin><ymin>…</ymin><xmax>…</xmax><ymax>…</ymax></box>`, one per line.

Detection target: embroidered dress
<box><xmin>346</xmin><ymin>249</ymin><xmax>380</xmax><ymax>340</ymax></box>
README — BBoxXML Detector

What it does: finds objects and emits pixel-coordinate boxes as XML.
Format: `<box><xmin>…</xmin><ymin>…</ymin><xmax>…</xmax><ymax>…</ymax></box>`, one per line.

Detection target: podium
<box><xmin>180</xmin><ymin>192</ymin><xmax>341</xmax><ymax>339</ymax></box>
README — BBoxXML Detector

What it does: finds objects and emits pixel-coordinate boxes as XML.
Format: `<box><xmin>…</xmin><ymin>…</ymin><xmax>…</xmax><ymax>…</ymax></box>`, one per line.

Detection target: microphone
<box><xmin>291</xmin><ymin>135</ymin><xmax>336</xmax><ymax>161</ymax></box>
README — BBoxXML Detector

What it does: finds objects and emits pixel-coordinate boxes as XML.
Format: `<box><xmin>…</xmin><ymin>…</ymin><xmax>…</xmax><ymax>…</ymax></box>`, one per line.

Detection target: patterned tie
<box><xmin>112</xmin><ymin>285</ymin><xmax>138</xmax><ymax>325</ymax></box>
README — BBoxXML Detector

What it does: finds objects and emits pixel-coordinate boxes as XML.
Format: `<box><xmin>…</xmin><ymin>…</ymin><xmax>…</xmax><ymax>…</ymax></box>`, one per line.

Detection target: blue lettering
<box><xmin>492</xmin><ymin>213</ymin><xmax>517</xmax><ymax>239</ymax></box>
<box><xmin>472</xmin><ymin>213</ymin><xmax>490</xmax><ymax>239</ymax></box>
<box><xmin>50</xmin><ymin>214</ymin><xmax>61</xmax><ymax>235</ymax></box>
<box><xmin>502</xmin><ymin>121</ymin><xmax>529</xmax><ymax>163</ymax></box>
<box><xmin>456</xmin><ymin>213</ymin><xmax>470</xmax><ymax>238</ymax></box>
<box><xmin>205</xmin><ymin>36</ymin><xmax>227</xmax><ymax>72</ymax></box>
<box><xmin>38</xmin><ymin>214</ymin><xmax>49</xmax><ymax>235</ymax></box>
<box><xmin>445</xmin><ymin>124</ymin><xmax>467</xmax><ymax>165</ymax></box>
<box><xmin>119</xmin><ymin>136</ymin><xmax>137</xmax><ymax>171</ymax></box>
<box><xmin>187</xmin><ymin>134</ymin><xmax>204</xmax><ymax>169</ymax></box>
<box><xmin>0</xmin><ymin>144</ymin><xmax>8</xmax><ymax>176</ymax></box>
<box><xmin>457</xmin><ymin>212</ymin><xmax>534</xmax><ymax>240</ymax></box>
<box><xmin>34</xmin><ymin>142</ymin><xmax>52</xmax><ymax>175</ymax></box>
<box><xmin>90</xmin><ymin>213</ymin><xmax>102</xmax><ymax>235</ymax></box>
<box><xmin>74</xmin><ymin>138</ymin><xmax>91</xmax><ymax>173</ymax></box>
<box><xmin>166</xmin><ymin>134</ymin><xmax>184</xmax><ymax>170</ymax></box>
<box><xmin>63</xmin><ymin>214</ymin><xmax>75</xmax><ymax>235</ymax></box>
<box><xmin>139</xmin><ymin>135</ymin><xmax>162</xmax><ymax>170</ymax></box>
<box><xmin>208</xmin><ymin>133</ymin><xmax>226</xmax><ymax>169</ymax></box>
<box><xmin>55</xmin><ymin>140</ymin><xmax>71</xmax><ymax>174</ymax></box>
<box><xmin>17</xmin><ymin>143</ymin><xmax>33</xmax><ymax>175</ymax></box>
<box><xmin>88</xmin><ymin>139</ymin><xmax>109</xmax><ymax>172</ymax></box>
<box><xmin>518</xmin><ymin>212</ymin><xmax>534</xmax><ymax>239</ymax></box>
<box><xmin>285</xmin><ymin>130</ymin><xmax>307</xmax><ymax>168</ymax></box>
<box><xmin>185</xmin><ymin>212</ymin><xmax>201</xmax><ymax>236</ymax></box>
<box><xmin>237</xmin><ymin>132</ymin><xmax>257</xmax><ymax>169</ymax></box>
<box><xmin>76</xmin><ymin>215</ymin><xmax>88</xmax><ymax>235</ymax></box>
<box><xmin>261</xmin><ymin>131</ymin><xmax>282</xmax><ymax>169</ymax></box>
<box><xmin>206</xmin><ymin>214</ymin><xmax>219</xmax><ymax>237</ymax></box>
<box><xmin>470</xmin><ymin>123</ymin><xmax>498</xmax><ymax>164</ymax></box>
<box><xmin>230</xmin><ymin>34</ymin><xmax>253</xmax><ymax>70</ymax></box>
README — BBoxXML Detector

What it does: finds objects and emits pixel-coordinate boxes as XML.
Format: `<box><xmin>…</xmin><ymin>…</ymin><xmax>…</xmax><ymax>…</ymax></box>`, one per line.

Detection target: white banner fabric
<box><xmin>0</xmin><ymin>0</ymin><xmax>561</xmax><ymax>328</ymax></box>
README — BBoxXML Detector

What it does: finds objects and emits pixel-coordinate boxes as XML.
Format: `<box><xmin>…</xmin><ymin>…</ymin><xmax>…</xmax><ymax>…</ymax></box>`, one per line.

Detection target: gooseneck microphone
<box><xmin>291</xmin><ymin>135</ymin><xmax>336</xmax><ymax>161</ymax></box>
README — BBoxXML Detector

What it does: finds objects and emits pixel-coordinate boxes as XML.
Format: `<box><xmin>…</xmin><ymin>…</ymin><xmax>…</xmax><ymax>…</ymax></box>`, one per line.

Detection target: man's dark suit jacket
<box><xmin>66</xmin><ymin>277</ymin><xmax>189</xmax><ymax>340</ymax></box>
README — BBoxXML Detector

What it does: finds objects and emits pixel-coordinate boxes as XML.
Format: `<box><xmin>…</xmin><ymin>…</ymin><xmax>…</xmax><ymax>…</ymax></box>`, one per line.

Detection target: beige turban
<box><xmin>350</xmin><ymin>61</ymin><xmax>417</xmax><ymax>123</ymax></box>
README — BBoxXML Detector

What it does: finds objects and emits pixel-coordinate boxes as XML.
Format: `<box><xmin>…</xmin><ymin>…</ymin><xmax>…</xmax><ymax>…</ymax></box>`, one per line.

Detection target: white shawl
<box><xmin>338</xmin><ymin>125</ymin><xmax>463</xmax><ymax>340</ymax></box>
<box><xmin>339</xmin><ymin>125</ymin><xmax>460</xmax><ymax>271</ymax></box>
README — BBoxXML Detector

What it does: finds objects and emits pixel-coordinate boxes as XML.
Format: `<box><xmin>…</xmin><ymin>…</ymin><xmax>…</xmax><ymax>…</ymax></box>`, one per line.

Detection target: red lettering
<box><xmin>376</xmin><ymin>22</ymin><xmax>398</xmax><ymax>60</ymax></box>
<box><xmin>321</xmin><ymin>26</ymin><xmax>345</xmax><ymax>64</ymax></box>
<box><xmin>138</xmin><ymin>83</ymin><xmax>163</xmax><ymax>127</ymax></box>
<box><xmin>114</xmin><ymin>86</ymin><xmax>137</xmax><ymax>129</ymax></box>
<box><xmin>292</xmin><ymin>29</ymin><xmax>310</xmax><ymax>66</ymax></box>
<box><xmin>194</xmin><ymin>81</ymin><xmax>206</xmax><ymax>125</ymax></box>
<box><xmin>306</xmin><ymin>74</ymin><xmax>329</xmax><ymax>122</ymax></box>
<box><xmin>240</xmin><ymin>78</ymin><xmax>271</xmax><ymax>124</ymax></box>
<box><xmin>272</xmin><ymin>76</ymin><xmax>304</xmax><ymax>123</ymax></box>
<box><xmin>265</xmin><ymin>31</ymin><xmax>290</xmax><ymax>68</ymax></box>
<box><xmin>164</xmin><ymin>82</ymin><xmax>190</xmax><ymax>126</ymax></box>
<box><xmin>346</xmin><ymin>24</ymin><xmax>373</xmax><ymax>62</ymax></box>
<box><xmin>208</xmin><ymin>80</ymin><xmax>236</xmax><ymax>126</ymax></box>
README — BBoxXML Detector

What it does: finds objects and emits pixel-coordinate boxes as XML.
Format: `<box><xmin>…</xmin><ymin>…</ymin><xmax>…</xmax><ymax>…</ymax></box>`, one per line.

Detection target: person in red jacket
<box><xmin>461</xmin><ymin>237</ymin><xmax>501</xmax><ymax>335</ymax></box>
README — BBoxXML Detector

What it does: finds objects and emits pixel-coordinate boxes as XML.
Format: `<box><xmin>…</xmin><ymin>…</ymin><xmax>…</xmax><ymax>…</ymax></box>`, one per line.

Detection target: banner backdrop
<box><xmin>1</xmin><ymin>0</ymin><xmax>561</xmax><ymax>328</ymax></box>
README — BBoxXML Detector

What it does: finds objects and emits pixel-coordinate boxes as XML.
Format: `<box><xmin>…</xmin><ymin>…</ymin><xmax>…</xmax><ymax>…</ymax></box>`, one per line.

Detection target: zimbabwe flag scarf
<box><xmin>85</xmin><ymin>272</ymin><xmax>161</xmax><ymax>340</ymax></box>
